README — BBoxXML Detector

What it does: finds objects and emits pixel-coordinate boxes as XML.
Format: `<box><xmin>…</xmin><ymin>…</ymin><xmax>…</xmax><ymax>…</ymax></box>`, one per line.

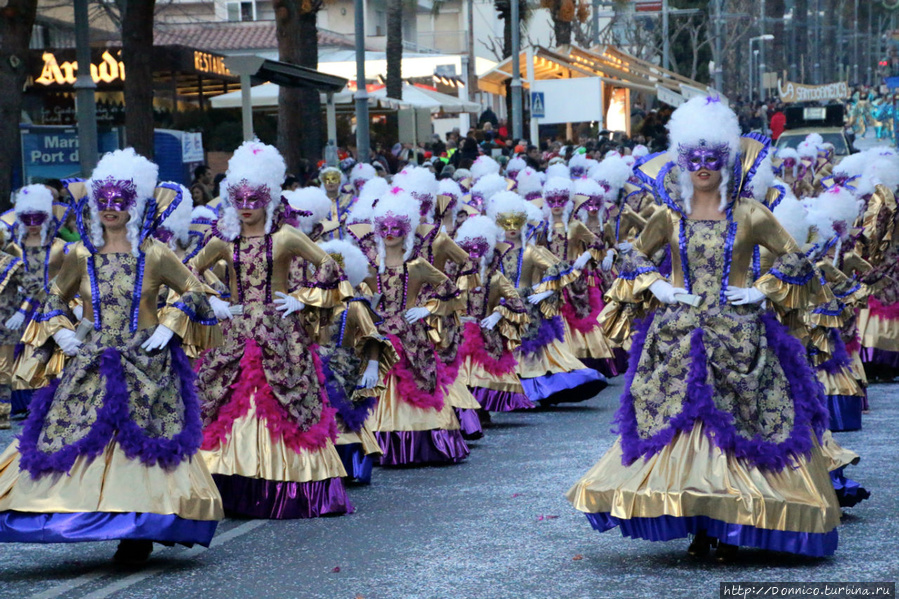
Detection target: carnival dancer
<box><xmin>0</xmin><ymin>148</ymin><xmax>223</xmax><ymax>562</ymax></box>
<box><xmin>488</xmin><ymin>191</ymin><xmax>605</xmax><ymax>405</ymax></box>
<box><xmin>773</xmin><ymin>147</ymin><xmax>815</xmax><ymax>198</ymax></box>
<box><xmin>516</xmin><ymin>167</ymin><xmax>544</xmax><ymax>203</ymax></box>
<box><xmin>453</xmin><ymin>216</ymin><xmax>532</xmax><ymax>413</ymax></box>
<box><xmin>6</xmin><ymin>186</ymin><xmax>69</xmax><ymax>412</ymax></box>
<box><xmin>0</xmin><ymin>222</ymin><xmax>23</xmax><ymax>429</ymax></box>
<box><xmin>505</xmin><ymin>156</ymin><xmax>527</xmax><ymax>186</ymax></box>
<box><xmin>193</xmin><ymin>141</ymin><xmax>355</xmax><ymax>519</ymax></box>
<box><xmin>361</xmin><ymin>187</ymin><xmax>470</xmax><ymax>465</ymax></box>
<box><xmin>314</xmin><ymin>239</ymin><xmax>395</xmax><ymax>484</ymax></box>
<box><xmin>568</xmin><ymin>96</ymin><xmax>843</xmax><ymax>560</ymax></box>
<box><xmin>320</xmin><ymin>166</ymin><xmax>353</xmax><ymax>240</ymax></box>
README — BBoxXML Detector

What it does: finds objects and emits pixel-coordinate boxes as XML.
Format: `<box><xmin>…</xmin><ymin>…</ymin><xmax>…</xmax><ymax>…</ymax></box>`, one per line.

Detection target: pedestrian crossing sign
<box><xmin>531</xmin><ymin>92</ymin><xmax>545</xmax><ymax>118</ymax></box>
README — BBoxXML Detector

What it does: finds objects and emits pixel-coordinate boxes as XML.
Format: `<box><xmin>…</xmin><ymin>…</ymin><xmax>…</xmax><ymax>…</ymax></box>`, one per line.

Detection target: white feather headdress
<box><xmin>217</xmin><ymin>141</ymin><xmax>286</xmax><ymax>240</ymax></box>
<box><xmin>13</xmin><ymin>184</ymin><xmax>54</xmax><ymax>245</ymax></box>
<box><xmin>318</xmin><ymin>238</ymin><xmax>370</xmax><ymax>288</ymax></box>
<box><xmin>283</xmin><ymin>187</ymin><xmax>333</xmax><ymax>235</ymax></box>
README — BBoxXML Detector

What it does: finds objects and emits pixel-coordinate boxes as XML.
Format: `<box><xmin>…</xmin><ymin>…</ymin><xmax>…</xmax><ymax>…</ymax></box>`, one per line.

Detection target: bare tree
<box><xmin>0</xmin><ymin>0</ymin><xmax>38</xmax><ymax>208</ymax></box>
<box><xmin>386</xmin><ymin>0</ymin><xmax>404</xmax><ymax>99</ymax></box>
<box><xmin>274</xmin><ymin>0</ymin><xmax>326</xmax><ymax>172</ymax></box>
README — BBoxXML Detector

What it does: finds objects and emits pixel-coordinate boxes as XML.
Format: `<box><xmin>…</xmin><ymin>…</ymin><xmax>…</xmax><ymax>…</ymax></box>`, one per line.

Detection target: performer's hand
<box><xmin>527</xmin><ymin>290</ymin><xmax>554</xmax><ymax>305</ymax></box>
<box><xmin>273</xmin><ymin>292</ymin><xmax>304</xmax><ymax>318</ymax></box>
<box><xmin>648</xmin><ymin>280</ymin><xmax>688</xmax><ymax>304</ymax></box>
<box><xmin>725</xmin><ymin>285</ymin><xmax>766</xmax><ymax>306</ymax></box>
<box><xmin>141</xmin><ymin>325</ymin><xmax>174</xmax><ymax>352</ymax></box>
<box><xmin>572</xmin><ymin>251</ymin><xmax>592</xmax><ymax>271</ymax></box>
<box><xmin>73</xmin><ymin>305</ymin><xmax>84</xmax><ymax>321</ymax></box>
<box><xmin>4</xmin><ymin>312</ymin><xmax>25</xmax><ymax>331</ymax></box>
<box><xmin>403</xmin><ymin>307</ymin><xmax>431</xmax><ymax>324</ymax></box>
<box><xmin>359</xmin><ymin>359</ymin><xmax>380</xmax><ymax>389</ymax></box>
<box><xmin>53</xmin><ymin>329</ymin><xmax>82</xmax><ymax>356</ymax></box>
<box><xmin>617</xmin><ymin>241</ymin><xmax>634</xmax><ymax>253</ymax></box>
<box><xmin>479</xmin><ymin>311</ymin><xmax>502</xmax><ymax>330</ymax></box>
<box><xmin>209</xmin><ymin>296</ymin><xmax>233</xmax><ymax>321</ymax></box>
<box><xmin>601</xmin><ymin>253</ymin><xmax>615</xmax><ymax>272</ymax></box>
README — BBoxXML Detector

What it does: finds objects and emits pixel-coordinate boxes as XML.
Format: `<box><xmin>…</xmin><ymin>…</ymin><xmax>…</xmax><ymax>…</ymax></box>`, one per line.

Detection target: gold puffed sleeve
<box><xmin>154</xmin><ymin>241</ymin><xmax>222</xmax><ymax>353</ymax></box>
<box><xmin>411</xmin><ymin>258</ymin><xmax>463</xmax><ymax>317</ymax></box>
<box><xmin>567</xmin><ymin>220</ymin><xmax>600</xmax><ymax>262</ymax></box>
<box><xmin>189</xmin><ymin>236</ymin><xmax>234</xmax><ymax>300</ymax></box>
<box><xmin>20</xmin><ymin>246</ymin><xmax>83</xmax><ymax>348</ymax></box>
<box><xmin>488</xmin><ymin>272</ymin><xmax>530</xmax><ymax>345</ymax></box>
<box><xmin>281</xmin><ymin>225</ymin><xmax>354</xmax><ymax>307</ymax></box>
<box><xmin>750</xmin><ymin>205</ymin><xmax>831</xmax><ymax>311</ymax></box>
<box><xmin>431</xmin><ymin>231</ymin><xmax>470</xmax><ymax>273</ymax></box>
<box><xmin>341</xmin><ymin>299</ymin><xmax>399</xmax><ymax>401</ymax></box>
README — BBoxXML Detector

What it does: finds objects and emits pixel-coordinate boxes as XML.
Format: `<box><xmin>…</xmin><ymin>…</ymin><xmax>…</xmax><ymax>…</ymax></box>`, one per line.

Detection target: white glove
<box><xmin>4</xmin><ymin>312</ymin><xmax>25</xmax><ymax>331</ymax></box>
<box><xmin>618</xmin><ymin>241</ymin><xmax>633</xmax><ymax>253</ymax></box>
<box><xmin>648</xmin><ymin>280</ymin><xmax>689</xmax><ymax>305</ymax></box>
<box><xmin>209</xmin><ymin>296</ymin><xmax>233</xmax><ymax>321</ymax></box>
<box><xmin>601</xmin><ymin>253</ymin><xmax>615</xmax><ymax>272</ymax></box>
<box><xmin>359</xmin><ymin>359</ymin><xmax>380</xmax><ymax>389</ymax></box>
<box><xmin>572</xmin><ymin>251</ymin><xmax>592</xmax><ymax>271</ymax></box>
<box><xmin>480</xmin><ymin>311</ymin><xmax>502</xmax><ymax>330</ymax></box>
<box><xmin>724</xmin><ymin>285</ymin><xmax>766</xmax><ymax>306</ymax></box>
<box><xmin>73</xmin><ymin>304</ymin><xmax>84</xmax><ymax>321</ymax></box>
<box><xmin>404</xmin><ymin>306</ymin><xmax>431</xmax><ymax>324</ymax></box>
<box><xmin>527</xmin><ymin>290</ymin><xmax>554</xmax><ymax>305</ymax></box>
<box><xmin>273</xmin><ymin>291</ymin><xmax>304</xmax><ymax>318</ymax></box>
<box><xmin>53</xmin><ymin>328</ymin><xmax>82</xmax><ymax>356</ymax></box>
<box><xmin>141</xmin><ymin>324</ymin><xmax>174</xmax><ymax>352</ymax></box>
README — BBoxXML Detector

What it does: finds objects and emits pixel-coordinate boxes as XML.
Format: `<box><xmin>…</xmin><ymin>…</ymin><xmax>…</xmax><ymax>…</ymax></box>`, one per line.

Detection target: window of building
<box><xmin>227</xmin><ymin>1</ymin><xmax>256</xmax><ymax>22</ymax></box>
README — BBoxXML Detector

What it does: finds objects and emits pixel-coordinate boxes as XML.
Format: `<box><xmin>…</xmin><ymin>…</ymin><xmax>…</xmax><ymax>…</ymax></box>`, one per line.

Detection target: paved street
<box><xmin>0</xmin><ymin>378</ymin><xmax>895</xmax><ymax>599</ymax></box>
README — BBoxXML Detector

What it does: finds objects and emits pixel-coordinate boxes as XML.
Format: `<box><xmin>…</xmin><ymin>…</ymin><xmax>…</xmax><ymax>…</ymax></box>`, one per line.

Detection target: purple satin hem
<box><xmin>861</xmin><ymin>347</ymin><xmax>899</xmax><ymax>368</ymax></box>
<box><xmin>830</xmin><ymin>466</ymin><xmax>871</xmax><ymax>508</ymax></box>
<box><xmin>471</xmin><ymin>387</ymin><xmax>535</xmax><ymax>412</ymax></box>
<box><xmin>375</xmin><ymin>429</ymin><xmax>470</xmax><ymax>466</ymax></box>
<box><xmin>521</xmin><ymin>369</ymin><xmax>607</xmax><ymax>404</ymax></box>
<box><xmin>826</xmin><ymin>395</ymin><xmax>863</xmax><ymax>432</ymax></box>
<box><xmin>335</xmin><ymin>443</ymin><xmax>374</xmax><ymax>485</ymax></box>
<box><xmin>584</xmin><ymin>512</ymin><xmax>838</xmax><ymax>557</ymax></box>
<box><xmin>580</xmin><ymin>357</ymin><xmax>622</xmax><ymax>378</ymax></box>
<box><xmin>0</xmin><ymin>510</ymin><xmax>217</xmax><ymax>546</ymax></box>
<box><xmin>212</xmin><ymin>474</ymin><xmax>354</xmax><ymax>519</ymax></box>
<box><xmin>454</xmin><ymin>408</ymin><xmax>484</xmax><ymax>439</ymax></box>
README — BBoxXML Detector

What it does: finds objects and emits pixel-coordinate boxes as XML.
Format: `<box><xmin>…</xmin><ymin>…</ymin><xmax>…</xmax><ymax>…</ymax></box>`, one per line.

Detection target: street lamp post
<box><xmin>749</xmin><ymin>34</ymin><xmax>774</xmax><ymax>102</ymax></box>
<box><xmin>354</xmin><ymin>0</ymin><xmax>370</xmax><ymax>163</ymax></box>
<box><xmin>510</xmin><ymin>0</ymin><xmax>523</xmax><ymax>140</ymax></box>
<box><xmin>73</xmin><ymin>0</ymin><xmax>99</xmax><ymax>175</ymax></box>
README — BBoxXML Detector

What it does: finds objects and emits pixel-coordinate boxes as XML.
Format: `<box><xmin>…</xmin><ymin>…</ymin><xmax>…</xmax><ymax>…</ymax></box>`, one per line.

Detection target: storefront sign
<box><xmin>778</xmin><ymin>80</ymin><xmax>849</xmax><ymax>103</ymax></box>
<box><xmin>182</xmin><ymin>132</ymin><xmax>204</xmax><ymax>163</ymax></box>
<box><xmin>20</xmin><ymin>125</ymin><xmax>120</xmax><ymax>182</ymax></box>
<box><xmin>194</xmin><ymin>51</ymin><xmax>232</xmax><ymax>77</ymax></box>
<box><xmin>34</xmin><ymin>50</ymin><xmax>125</xmax><ymax>86</ymax></box>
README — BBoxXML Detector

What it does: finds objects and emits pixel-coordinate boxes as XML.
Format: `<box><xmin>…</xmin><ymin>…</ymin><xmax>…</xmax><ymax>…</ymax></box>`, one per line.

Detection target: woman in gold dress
<box><xmin>567</xmin><ymin>97</ymin><xmax>842</xmax><ymax>560</ymax></box>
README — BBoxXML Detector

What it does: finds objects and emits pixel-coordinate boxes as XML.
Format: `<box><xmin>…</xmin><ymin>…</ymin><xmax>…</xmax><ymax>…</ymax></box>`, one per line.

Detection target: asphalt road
<box><xmin>0</xmin><ymin>374</ymin><xmax>894</xmax><ymax>599</ymax></box>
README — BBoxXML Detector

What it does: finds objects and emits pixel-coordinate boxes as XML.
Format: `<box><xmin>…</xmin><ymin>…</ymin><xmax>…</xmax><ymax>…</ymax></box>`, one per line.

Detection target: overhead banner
<box><xmin>656</xmin><ymin>85</ymin><xmax>685</xmax><ymax>107</ymax></box>
<box><xmin>778</xmin><ymin>80</ymin><xmax>849</xmax><ymax>103</ymax></box>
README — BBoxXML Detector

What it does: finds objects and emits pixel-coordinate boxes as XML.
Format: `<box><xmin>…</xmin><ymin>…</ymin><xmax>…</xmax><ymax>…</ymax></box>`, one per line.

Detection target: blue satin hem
<box><xmin>0</xmin><ymin>510</ymin><xmax>218</xmax><ymax>546</ymax></box>
<box><xmin>826</xmin><ymin>395</ymin><xmax>863</xmax><ymax>431</ymax></box>
<box><xmin>522</xmin><ymin>369</ymin><xmax>607</xmax><ymax>403</ymax></box>
<box><xmin>335</xmin><ymin>443</ymin><xmax>374</xmax><ymax>485</ymax></box>
<box><xmin>584</xmin><ymin>512</ymin><xmax>838</xmax><ymax>557</ymax></box>
<box><xmin>830</xmin><ymin>466</ymin><xmax>871</xmax><ymax>508</ymax></box>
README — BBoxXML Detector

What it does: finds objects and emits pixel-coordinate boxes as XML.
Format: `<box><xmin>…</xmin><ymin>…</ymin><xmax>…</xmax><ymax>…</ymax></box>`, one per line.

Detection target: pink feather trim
<box><xmin>386</xmin><ymin>334</ymin><xmax>453</xmax><ymax>412</ymax></box>
<box><xmin>868</xmin><ymin>297</ymin><xmax>899</xmax><ymax>321</ymax></box>
<box><xmin>201</xmin><ymin>339</ymin><xmax>338</xmax><ymax>454</ymax></box>
<box><xmin>458</xmin><ymin>321</ymin><xmax>519</xmax><ymax>377</ymax></box>
<box><xmin>844</xmin><ymin>335</ymin><xmax>861</xmax><ymax>355</ymax></box>
<box><xmin>561</xmin><ymin>285</ymin><xmax>605</xmax><ymax>334</ymax></box>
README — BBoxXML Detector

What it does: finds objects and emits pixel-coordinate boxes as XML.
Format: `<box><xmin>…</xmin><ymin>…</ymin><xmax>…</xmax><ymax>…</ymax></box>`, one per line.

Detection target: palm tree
<box><xmin>386</xmin><ymin>0</ymin><xmax>404</xmax><ymax>100</ymax></box>
<box><xmin>0</xmin><ymin>0</ymin><xmax>38</xmax><ymax>208</ymax></box>
<box><xmin>274</xmin><ymin>0</ymin><xmax>327</xmax><ymax>172</ymax></box>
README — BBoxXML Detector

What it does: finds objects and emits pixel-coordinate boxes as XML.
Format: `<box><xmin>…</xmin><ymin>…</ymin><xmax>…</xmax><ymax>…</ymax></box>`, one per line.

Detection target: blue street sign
<box><xmin>531</xmin><ymin>91</ymin><xmax>545</xmax><ymax>118</ymax></box>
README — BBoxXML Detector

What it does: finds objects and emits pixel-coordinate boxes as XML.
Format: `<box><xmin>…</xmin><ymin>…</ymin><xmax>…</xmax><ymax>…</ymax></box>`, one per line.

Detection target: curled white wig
<box><xmin>805</xmin><ymin>133</ymin><xmax>824</xmax><ymax>147</ymax></box>
<box><xmin>771</xmin><ymin>189</ymin><xmax>810</xmax><ymax>247</ymax></box>
<box><xmin>589</xmin><ymin>155</ymin><xmax>634</xmax><ymax>202</ymax></box>
<box><xmin>545</xmin><ymin>163</ymin><xmax>569</xmax><ymax>180</ymax></box>
<box><xmin>803</xmin><ymin>186</ymin><xmax>863</xmax><ymax>260</ymax></box>
<box><xmin>453</xmin><ymin>168</ymin><xmax>472</xmax><ymax>182</ymax></box>
<box><xmin>454</xmin><ymin>215</ymin><xmax>503</xmax><ymax>284</ymax></box>
<box><xmin>832</xmin><ymin>150</ymin><xmax>869</xmax><ymax>180</ymax></box>
<box><xmin>157</xmin><ymin>183</ymin><xmax>195</xmax><ymax>248</ymax></box>
<box><xmin>776</xmin><ymin>147</ymin><xmax>802</xmax><ymax>180</ymax></box>
<box><xmin>542</xmin><ymin>176</ymin><xmax>573</xmax><ymax>240</ymax></box>
<box><xmin>797</xmin><ymin>140</ymin><xmax>819</xmax><ymax>161</ymax></box>
<box><xmin>349</xmin><ymin>162</ymin><xmax>376</xmax><ymax>189</ymax></box>
<box><xmin>192</xmin><ymin>205</ymin><xmax>218</xmax><ymax>221</ymax></box>
<box><xmin>632</xmin><ymin>144</ymin><xmax>649</xmax><ymax>159</ymax></box>
<box><xmin>283</xmin><ymin>187</ymin><xmax>333</xmax><ymax>235</ymax></box>
<box><xmin>372</xmin><ymin>188</ymin><xmax>419</xmax><ymax>272</ymax></box>
<box><xmin>470</xmin><ymin>173</ymin><xmax>509</xmax><ymax>209</ymax></box>
<box><xmin>858</xmin><ymin>155</ymin><xmax>899</xmax><ymax>197</ymax></box>
<box><xmin>318</xmin><ymin>238</ymin><xmax>370</xmax><ymax>288</ymax></box>
<box><xmin>505</xmin><ymin>156</ymin><xmax>527</xmax><ymax>177</ymax></box>
<box><xmin>87</xmin><ymin>148</ymin><xmax>159</xmax><ymax>256</ymax></box>
<box><xmin>348</xmin><ymin>177</ymin><xmax>390</xmax><ymax>225</ymax></box>
<box><xmin>470</xmin><ymin>156</ymin><xmax>501</xmax><ymax>182</ymax></box>
<box><xmin>217</xmin><ymin>141</ymin><xmax>286</xmax><ymax>240</ymax></box>
<box><xmin>666</xmin><ymin>95</ymin><xmax>741</xmax><ymax>212</ymax></box>
<box><xmin>13</xmin><ymin>184</ymin><xmax>54</xmax><ymax>245</ymax></box>
<box><xmin>568</xmin><ymin>153</ymin><xmax>591</xmax><ymax>178</ymax></box>
<box><xmin>393</xmin><ymin>167</ymin><xmax>439</xmax><ymax>222</ymax></box>
<box><xmin>515</xmin><ymin>167</ymin><xmax>543</xmax><ymax>199</ymax></box>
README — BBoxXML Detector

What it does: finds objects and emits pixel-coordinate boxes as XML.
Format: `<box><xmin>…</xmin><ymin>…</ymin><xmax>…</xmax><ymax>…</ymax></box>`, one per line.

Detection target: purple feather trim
<box><xmin>818</xmin><ymin>329</ymin><xmax>852</xmax><ymax>375</ymax></box>
<box><xmin>615</xmin><ymin>312</ymin><xmax>828</xmax><ymax>472</ymax></box>
<box><xmin>520</xmin><ymin>315</ymin><xmax>566</xmax><ymax>356</ymax></box>
<box><xmin>320</xmin><ymin>353</ymin><xmax>378</xmax><ymax>434</ymax></box>
<box><xmin>18</xmin><ymin>346</ymin><xmax>203</xmax><ymax>479</ymax></box>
